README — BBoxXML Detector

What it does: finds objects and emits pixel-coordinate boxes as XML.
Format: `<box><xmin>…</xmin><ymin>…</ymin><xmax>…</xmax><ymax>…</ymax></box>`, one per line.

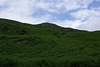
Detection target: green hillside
<box><xmin>0</xmin><ymin>18</ymin><xmax>100</xmax><ymax>67</ymax></box>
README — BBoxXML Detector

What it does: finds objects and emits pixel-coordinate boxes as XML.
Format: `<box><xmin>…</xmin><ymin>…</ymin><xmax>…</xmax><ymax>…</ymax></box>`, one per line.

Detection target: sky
<box><xmin>0</xmin><ymin>0</ymin><xmax>100</xmax><ymax>31</ymax></box>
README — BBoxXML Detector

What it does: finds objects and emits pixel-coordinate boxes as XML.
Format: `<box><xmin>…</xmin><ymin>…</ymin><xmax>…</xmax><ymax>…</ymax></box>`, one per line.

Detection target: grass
<box><xmin>0</xmin><ymin>18</ymin><xmax>100</xmax><ymax>67</ymax></box>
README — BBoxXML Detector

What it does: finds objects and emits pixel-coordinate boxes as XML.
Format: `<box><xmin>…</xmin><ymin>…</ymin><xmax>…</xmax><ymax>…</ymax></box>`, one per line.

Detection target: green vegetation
<box><xmin>0</xmin><ymin>18</ymin><xmax>100</xmax><ymax>67</ymax></box>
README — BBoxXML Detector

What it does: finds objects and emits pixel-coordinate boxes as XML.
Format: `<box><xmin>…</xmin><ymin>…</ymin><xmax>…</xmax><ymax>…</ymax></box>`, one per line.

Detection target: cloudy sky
<box><xmin>0</xmin><ymin>0</ymin><xmax>100</xmax><ymax>31</ymax></box>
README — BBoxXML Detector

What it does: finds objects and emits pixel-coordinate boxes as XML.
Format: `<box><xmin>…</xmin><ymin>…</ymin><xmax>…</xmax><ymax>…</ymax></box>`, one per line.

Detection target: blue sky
<box><xmin>0</xmin><ymin>0</ymin><xmax>100</xmax><ymax>31</ymax></box>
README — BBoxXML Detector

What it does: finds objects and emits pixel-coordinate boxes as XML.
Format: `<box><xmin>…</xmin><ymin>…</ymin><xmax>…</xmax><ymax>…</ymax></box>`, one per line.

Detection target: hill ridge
<box><xmin>0</xmin><ymin>18</ymin><xmax>82</xmax><ymax>35</ymax></box>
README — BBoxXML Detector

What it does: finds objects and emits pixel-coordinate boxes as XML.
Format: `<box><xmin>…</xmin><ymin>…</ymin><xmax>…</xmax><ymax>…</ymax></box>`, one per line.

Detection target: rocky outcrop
<box><xmin>39</xmin><ymin>23</ymin><xmax>59</xmax><ymax>27</ymax></box>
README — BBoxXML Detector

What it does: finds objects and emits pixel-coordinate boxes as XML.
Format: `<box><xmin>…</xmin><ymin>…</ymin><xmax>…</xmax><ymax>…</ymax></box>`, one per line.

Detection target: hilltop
<box><xmin>0</xmin><ymin>18</ymin><xmax>100</xmax><ymax>67</ymax></box>
<box><xmin>0</xmin><ymin>18</ymin><xmax>82</xmax><ymax>35</ymax></box>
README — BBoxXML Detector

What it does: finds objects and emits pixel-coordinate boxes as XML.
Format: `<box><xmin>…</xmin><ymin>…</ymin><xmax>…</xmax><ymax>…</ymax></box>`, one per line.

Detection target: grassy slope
<box><xmin>0</xmin><ymin>18</ymin><xmax>100</xmax><ymax>67</ymax></box>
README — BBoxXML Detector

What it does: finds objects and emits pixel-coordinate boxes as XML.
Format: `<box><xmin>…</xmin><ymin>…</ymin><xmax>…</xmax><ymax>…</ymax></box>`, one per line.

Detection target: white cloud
<box><xmin>35</xmin><ymin>1</ymin><xmax>58</xmax><ymax>13</ymax></box>
<box><xmin>0</xmin><ymin>0</ymin><xmax>9</xmax><ymax>6</ymax></box>
<box><xmin>0</xmin><ymin>0</ymin><xmax>94</xmax><ymax>17</ymax></box>
<box><xmin>0</xmin><ymin>0</ymin><xmax>52</xmax><ymax>24</ymax></box>
<box><xmin>0</xmin><ymin>0</ymin><xmax>94</xmax><ymax>23</ymax></box>
<box><xmin>54</xmin><ymin>16</ymin><xmax>100</xmax><ymax>31</ymax></box>
<box><xmin>77</xmin><ymin>17</ymin><xmax>100</xmax><ymax>31</ymax></box>
<box><xmin>61</xmin><ymin>0</ymin><xmax>93</xmax><ymax>11</ymax></box>
<box><xmin>54</xmin><ymin>7</ymin><xmax>100</xmax><ymax>31</ymax></box>
<box><xmin>91</xmin><ymin>7</ymin><xmax>100</xmax><ymax>11</ymax></box>
<box><xmin>71</xmin><ymin>9</ymin><xmax>100</xmax><ymax>20</ymax></box>
<box><xmin>35</xmin><ymin>0</ymin><xmax>94</xmax><ymax>13</ymax></box>
<box><xmin>69</xmin><ymin>7</ymin><xmax>100</xmax><ymax>31</ymax></box>
<box><xmin>53</xmin><ymin>20</ymin><xmax>82</xmax><ymax>28</ymax></box>
<box><xmin>0</xmin><ymin>12</ymin><xmax>52</xmax><ymax>24</ymax></box>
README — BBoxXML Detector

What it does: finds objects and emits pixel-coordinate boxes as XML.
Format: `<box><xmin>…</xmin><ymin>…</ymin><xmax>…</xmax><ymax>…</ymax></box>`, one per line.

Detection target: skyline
<box><xmin>0</xmin><ymin>0</ymin><xmax>100</xmax><ymax>31</ymax></box>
